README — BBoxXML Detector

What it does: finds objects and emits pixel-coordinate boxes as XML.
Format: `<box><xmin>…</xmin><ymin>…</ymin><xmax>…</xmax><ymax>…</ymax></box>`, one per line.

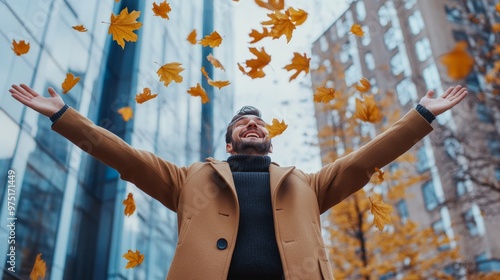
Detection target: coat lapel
<box><xmin>208</xmin><ymin>161</ymin><xmax>236</xmax><ymax>191</ymax></box>
<box><xmin>269</xmin><ymin>163</ymin><xmax>295</xmax><ymax>200</ymax></box>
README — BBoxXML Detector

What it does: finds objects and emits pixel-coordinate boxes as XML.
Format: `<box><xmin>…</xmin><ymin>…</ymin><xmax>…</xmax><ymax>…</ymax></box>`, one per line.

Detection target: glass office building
<box><xmin>0</xmin><ymin>0</ymin><xmax>234</xmax><ymax>279</ymax></box>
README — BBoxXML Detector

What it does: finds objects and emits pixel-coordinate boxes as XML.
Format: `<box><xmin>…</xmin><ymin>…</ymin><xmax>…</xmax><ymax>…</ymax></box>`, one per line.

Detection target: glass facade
<box><xmin>0</xmin><ymin>0</ymin><xmax>234</xmax><ymax>279</ymax></box>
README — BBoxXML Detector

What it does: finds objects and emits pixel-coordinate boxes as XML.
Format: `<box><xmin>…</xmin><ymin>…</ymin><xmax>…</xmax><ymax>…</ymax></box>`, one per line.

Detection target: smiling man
<box><xmin>9</xmin><ymin>84</ymin><xmax>467</xmax><ymax>280</ymax></box>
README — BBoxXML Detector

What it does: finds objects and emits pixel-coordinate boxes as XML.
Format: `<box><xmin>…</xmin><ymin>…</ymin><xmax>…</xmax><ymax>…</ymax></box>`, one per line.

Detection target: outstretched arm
<box><xmin>419</xmin><ymin>85</ymin><xmax>468</xmax><ymax>116</ymax></box>
<box><xmin>10</xmin><ymin>84</ymin><xmax>65</xmax><ymax>117</ymax></box>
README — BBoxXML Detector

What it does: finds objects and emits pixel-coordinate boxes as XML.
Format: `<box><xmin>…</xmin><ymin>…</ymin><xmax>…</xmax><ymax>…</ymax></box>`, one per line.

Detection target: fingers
<box><xmin>451</xmin><ymin>88</ymin><xmax>468</xmax><ymax>105</ymax></box>
<box><xmin>20</xmin><ymin>84</ymin><xmax>39</xmax><ymax>97</ymax></box>
<box><xmin>10</xmin><ymin>84</ymin><xmax>35</xmax><ymax>99</ymax></box>
<box><xmin>10</xmin><ymin>89</ymin><xmax>32</xmax><ymax>106</ymax></box>
<box><xmin>426</xmin><ymin>90</ymin><xmax>435</xmax><ymax>98</ymax></box>
<box><xmin>47</xmin><ymin>87</ymin><xmax>58</xmax><ymax>97</ymax></box>
<box><xmin>447</xmin><ymin>86</ymin><xmax>467</xmax><ymax>103</ymax></box>
<box><xmin>441</xmin><ymin>86</ymin><xmax>455</xmax><ymax>98</ymax></box>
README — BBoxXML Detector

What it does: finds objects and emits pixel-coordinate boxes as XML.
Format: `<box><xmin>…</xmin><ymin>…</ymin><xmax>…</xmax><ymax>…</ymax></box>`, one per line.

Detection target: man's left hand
<box><xmin>418</xmin><ymin>85</ymin><xmax>468</xmax><ymax>116</ymax></box>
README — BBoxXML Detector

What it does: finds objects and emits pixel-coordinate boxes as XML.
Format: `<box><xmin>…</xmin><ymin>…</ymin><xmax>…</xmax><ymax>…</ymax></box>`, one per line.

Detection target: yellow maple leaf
<box><xmin>108</xmin><ymin>8</ymin><xmax>142</xmax><ymax>49</ymax></box>
<box><xmin>156</xmin><ymin>62</ymin><xmax>184</xmax><ymax>87</ymax></box>
<box><xmin>497</xmin><ymin>3</ymin><xmax>500</xmax><ymax>13</ymax></box>
<box><xmin>123</xmin><ymin>249</ymin><xmax>144</xmax><ymax>269</ymax></box>
<box><xmin>198</xmin><ymin>31</ymin><xmax>222</xmax><ymax>47</ymax></box>
<box><xmin>374</xmin><ymin>167</ymin><xmax>385</xmax><ymax>182</ymax></box>
<box><xmin>118</xmin><ymin>106</ymin><xmax>133</xmax><ymax>122</ymax></box>
<box><xmin>187</xmin><ymin>83</ymin><xmax>209</xmax><ymax>103</ymax></box>
<box><xmin>62</xmin><ymin>73</ymin><xmax>81</xmax><ymax>94</ymax></box>
<box><xmin>249</xmin><ymin>27</ymin><xmax>270</xmax><ymax>44</ymax></box>
<box><xmin>286</xmin><ymin>7</ymin><xmax>308</xmax><ymax>26</ymax></box>
<box><xmin>354</xmin><ymin>95</ymin><xmax>383</xmax><ymax>123</ymax></box>
<box><xmin>350</xmin><ymin>24</ymin><xmax>364</xmax><ymax>37</ymax></box>
<box><xmin>207</xmin><ymin>53</ymin><xmax>225</xmax><ymax>71</ymax></box>
<box><xmin>11</xmin><ymin>40</ymin><xmax>30</xmax><ymax>56</ymax></box>
<box><xmin>208</xmin><ymin>80</ymin><xmax>231</xmax><ymax>89</ymax></box>
<box><xmin>492</xmin><ymin>23</ymin><xmax>500</xmax><ymax>33</ymax></box>
<box><xmin>187</xmin><ymin>29</ymin><xmax>197</xmax><ymax>44</ymax></box>
<box><xmin>72</xmin><ymin>25</ymin><xmax>88</xmax><ymax>32</ymax></box>
<box><xmin>440</xmin><ymin>41</ymin><xmax>474</xmax><ymax>80</ymax></box>
<box><xmin>255</xmin><ymin>0</ymin><xmax>284</xmax><ymax>11</ymax></box>
<box><xmin>369</xmin><ymin>196</ymin><xmax>393</xmax><ymax>231</ymax></box>
<box><xmin>313</xmin><ymin>87</ymin><xmax>337</xmax><ymax>103</ymax></box>
<box><xmin>262</xmin><ymin>10</ymin><xmax>296</xmax><ymax>42</ymax></box>
<box><xmin>30</xmin><ymin>253</ymin><xmax>46</xmax><ymax>280</ymax></box>
<box><xmin>265</xmin><ymin>118</ymin><xmax>288</xmax><ymax>138</ymax></box>
<box><xmin>152</xmin><ymin>1</ymin><xmax>171</xmax><ymax>19</ymax></box>
<box><xmin>284</xmin><ymin>52</ymin><xmax>311</xmax><ymax>81</ymax></box>
<box><xmin>122</xmin><ymin>193</ymin><xmax>136</xmax><ymax>216</ymax></box>
<box><xmin>355</xmin><ymin>77</ymin><xmax>371</xmax><ymax>92</ymax></box>
<box><xmin>201</xmin><ymin>66</ymin><xmax>210</xmax><ymax>80</ymax></box>
<box><xmin>239</xmin><ymin>47</ymin><xmax>271</xmax><ymax>79</ymax></box>
<box><xmin>135</xmin><ymin>87</ymin><xmax>158</xmax><ymax>104</ymax></box>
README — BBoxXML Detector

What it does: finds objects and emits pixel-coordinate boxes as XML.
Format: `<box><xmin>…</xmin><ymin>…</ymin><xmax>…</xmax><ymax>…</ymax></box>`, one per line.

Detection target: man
<box><xmin>10</xmin><ymin>84</ymin><xmax>467</xmax><ymax>280</ymax></box>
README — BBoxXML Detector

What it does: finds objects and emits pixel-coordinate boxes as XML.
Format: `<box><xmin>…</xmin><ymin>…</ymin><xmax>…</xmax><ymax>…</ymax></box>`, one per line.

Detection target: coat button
<box><xmin>216</xmin><ymin>238</ymin><xmax>228</xmax><ymax>250</ymax></box>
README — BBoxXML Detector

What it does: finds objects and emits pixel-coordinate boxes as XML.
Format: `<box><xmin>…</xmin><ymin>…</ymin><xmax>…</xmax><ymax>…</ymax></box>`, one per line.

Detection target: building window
<box><xmin>408</xmin><ymin>10</ymin><xmax>425</xmax><ymax>35</ymax></box>
<box><xmin>477</xmin><ymin>103</ymin><xmax>494</xmax><ymax>123</ymax></box>
<box><xmin>378</xmin><ymin>2</ymin><xmax>395</xmax><ymax>26</ymax></box>
<box><xmin>370</xmin><ymin>77</ymin><xmax>378</xmax><ymax>94</ymax></box>
<box><xmin>422</xmin><ymin>63</ymin><xmax>441</xmax><ymax>91</ymax></box>
<box><xmin>404</xmin><ymin>0</ymin><xmax>416</xmax><ymax>9</ymax></box>
<box><xmin>365</xmin><ymin>52</ymin><xmax>375</xmax><ymax>71</ymax></box>
<box><xmin>384</xmin><ymin>26</ymin><xmax>403</xmax><ymax>50</ymax></box>
<box><xmin>345</xmin><ymin>64</ymin><xmax>360</xmax><ymax>86</ymax></box>
<box><xmin>444</xmin><ymin>5</ymin><xmax>464</xmax><ymax>24</ymax></box>
<box><xmin>422</xmin><ymin>181</ymin><xmax>438</xmax><ymax>211</ymax></box>
<box><xmin>463</xmin><ymin>205</ymin><xmax>485</xmax><ymax>236</ymax></box>
<box><xmin>415</xmin><ymin>38</ymin><xmax>432</xmax><ymax>61</ymax></box>
<box><xmin>396</xmin><ymin>200</ymin><xmax>409</xmax><ymax>224</ymax></box>
<box><xmin>356</xmin><ymin>1</ymin><xmax>366</xmax><ymax>21</ymax></box>
<box><xmin>416</xmin><ymin>146</ymin><xmax>430</xmax><ymax>173</ymax></box>
<box><xmin>396</xmin><ymin>79</ymin><xmax>417</xmax><ymax>105</ymax></box>
<box><xmin>432</xmin><ymin>219</ymin><xmax>451</xmax><ymax>251</ymax></box>
<box><xmin>339</xmin><ymin>41</ymin><xmax>352</xmax><ymax>64</ymax></box>
<box><xmin>361</xmin><ymin>25</ymin><xmax>371</xmax><ymax>46</ymax></box>
<box><xmin>390</xmin><ymin>52</ymin><xmax>405</xmax><ymax>76</ymax></box>
<box><xmin>444</xmin><ymin>138</ymin><xmax>461</xmax><ymax>159</ymax></box>
<box><xmin>476</xmin><ymin>253</ymin><xmax>500</xmax><ymax>272</ymax></box>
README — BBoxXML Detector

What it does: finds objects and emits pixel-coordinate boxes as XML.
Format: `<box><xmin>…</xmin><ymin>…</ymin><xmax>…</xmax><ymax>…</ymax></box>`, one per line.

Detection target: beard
<box><xmin>230</xmin><ymin>138</ymin><xmax>272</xmax><ymax>155</ymax></box>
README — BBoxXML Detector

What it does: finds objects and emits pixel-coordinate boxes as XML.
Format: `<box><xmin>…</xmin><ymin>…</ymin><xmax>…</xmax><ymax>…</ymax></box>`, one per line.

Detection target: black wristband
<box><xmin>416</xmin><ymin>104</ymin><xmax>435</xmax><ymax>124</ymax></box>
<box><xmin>50</xmin><ymin>104</ymin><xmax>69</xmax><ymax>123</ymax></box>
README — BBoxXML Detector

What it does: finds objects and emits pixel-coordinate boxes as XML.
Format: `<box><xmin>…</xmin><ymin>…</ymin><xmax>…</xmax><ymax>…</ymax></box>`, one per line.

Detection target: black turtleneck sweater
<box><xmin>226</xmin><ymin>155</ymin><xmax>283</xmax><ymax>280</ymax></box>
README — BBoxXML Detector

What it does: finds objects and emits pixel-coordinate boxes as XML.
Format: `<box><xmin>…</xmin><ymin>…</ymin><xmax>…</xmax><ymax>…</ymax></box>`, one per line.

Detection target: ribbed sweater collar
<box><xmin>227</xmin><ymin>155</ymin><xmax>271</xmax><ymax>172</ymax></box>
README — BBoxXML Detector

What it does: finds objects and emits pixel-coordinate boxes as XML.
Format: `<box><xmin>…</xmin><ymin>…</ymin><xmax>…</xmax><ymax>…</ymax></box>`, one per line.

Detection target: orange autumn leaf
<box><xmin>207</xmin><ymin>53</ymin><xmax>225</xmax><ymax>71</ymax></box>
<box><xmin>262</xmin><ymin>10</ymin><xmax>296</xmax><ymax>42</ymax></box>
<box><xmin>266</xmin><ymin>118</ymin><xmax>288</xmax><ymax>138</ymax></box>
<box><xmin>201</xmin><ymin>66</ymin><xmax>210</xmax><ymax>80</ymax></box>
<box><xmin>30</xmin><ymin>253</ymin><xmax>46</xmax><ymax>280</ymax></box>
<box><xmin>11</xmin><ymin>40</ymin><xmax>30</xmax><ymax>56</ymax></box>
<box><xmin>123</xmin><ymin>193</ymin><xmax>136</xmax><ymax>216</ymax></box>
<box><xmin>313</xmin><ymin>87</ymin><xmax>337</xmax><ymax>103</ymax></box>
<box><xmin>135</xmin><ymin>87</ymin><xmax>158</xmax><ymax>104</ymax></box>
<box><xmin>284</xmin><ymin>52</ymin><xmax>311</xmax><ymax>81</ymax></box>
<box><xmin>286</xmin><ymin>7</ymin><xmax>308</xmax><ymax>26</ymax></box>
<box><xmin>369</xmin><ymin>196</ymin><xmax>393</xmax><ymax>231</ymax></box>
<box><xmin>157</xmin><ymin>62</ymin><xmax>184</xmax><ymax>87</ymax></box>
<box><xmin>350</xmin><ymin>24</ymin><xmax>364</xmax><ymax>37</ymax></box>
<box><xmin>118</xmin><ymin>106</ymin><xmax>133</xmax><ymax>121</ymax></box>
<box><xmin>440</xmin><ymin>41</ymin><xmax>474</xmax><ymax>80</ymax></box>
<box><xmin>355</xmin><ymin>77</ymin><xmax>371</xmax><ymax>92</ymax></box>
<box><xmin>62</xmin><ymin>73</ymin><xmax>81</xmax><ymax>94</ymax></box>
<box><xmin>187</xmin><ymin>29</ymin><xmax>197</xmax><ymax>44</ymax></box>
<box><xmin>115</xmin><ymin>0</ymin><xmax>119</xmax><ymax>2</ymax></box>
<box><xmin>152</xmin><ymin>1</ymin><xmax>171</xmax><ymax>19</ymax></box>
<box><xmin>187</xmin><ymin>83</ymin><xmax>209</xmax><ymax>103</ymax></box>
<box><xmin>354</xmin><ymin>95</ymin><xmax>383</xmax><ymax>123</ymax></box>
<box><xmin>255</xmin><ymin>0</ymin><xmax>284</xmax><ymax>11</ymax></box>
<box><xmin>239</xmin><ymin>47</ymin><xmax>271</xmax><ymax>79</ymax></box>
<box><xmin>249</xmin><ymin>27</ymin><xmax>270</xmax><ymax>44</ymax></box>
<box><xmin>208</xmin><ymin>79</ymin><xmax>231</xmax><ymax>89</ymax></box>
<box><xmin>496</xmin><ymin>3</ymin><xmax>500</xmax><ymax>13</ymax></box>
<box><xmin>123</xmin><ymin>249</ymin><xmax>144</xmax><ymax>269</ymax></box>
<box><xmin>72</xmin><ymin>25</ymin><xmax>88</xmax><ymax>32</ymax></box>
<box><xmin>492</xmin><ymin>23</ymin><xmax>500</xmax><ymax>33</ymax></box>
<box><xmin>198</xmin><ymin>31</ymin><xmax>222</xmax><ymax>47</ymax></box>
<box><xmin>108</xmin><ymin>8</ymin><xmax>142</xmax><ymax>49</ymax></box>
<box><xmin>375</xmin><ymin>167</ymin><xmax>385</xmax><ymax>182</ymax></box>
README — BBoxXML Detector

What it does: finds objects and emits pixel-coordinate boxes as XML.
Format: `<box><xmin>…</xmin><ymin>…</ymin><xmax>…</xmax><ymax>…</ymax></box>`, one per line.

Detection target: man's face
<box><xmin>226</xmin><ymin>115</ymin><xmax>273</xmax><ymax>155</ymax></box>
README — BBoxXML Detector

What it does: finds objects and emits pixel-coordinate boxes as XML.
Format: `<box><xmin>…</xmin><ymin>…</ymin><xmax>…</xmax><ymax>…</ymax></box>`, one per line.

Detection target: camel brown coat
<box><xmin>52</xmin><ymin>108</ymin><xmax>433</xmax><ymax>280</ymax></box>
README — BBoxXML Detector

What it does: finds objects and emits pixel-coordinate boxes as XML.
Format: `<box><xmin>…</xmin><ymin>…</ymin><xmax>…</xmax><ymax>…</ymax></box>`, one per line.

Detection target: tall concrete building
<box><xmin>0</xmin><ymin>0</ymin><xmax>234</xmax><ymax>279</ymax></box>
<box><xmin>311</xmin><ymin>0</ymin><xmax>500</xmax><ymax>277</ymax></box>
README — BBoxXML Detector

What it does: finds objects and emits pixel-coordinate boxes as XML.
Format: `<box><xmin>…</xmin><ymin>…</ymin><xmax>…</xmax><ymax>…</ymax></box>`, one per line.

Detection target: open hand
<box><xmin>9</xmin><ymin>84</ymin><xmax>65</xmax><ymax>117</ymax></box>
<box><xmin>418</xmin><ymin>85</ymin><xmax>468</xmax><ymax>116</ymax></box>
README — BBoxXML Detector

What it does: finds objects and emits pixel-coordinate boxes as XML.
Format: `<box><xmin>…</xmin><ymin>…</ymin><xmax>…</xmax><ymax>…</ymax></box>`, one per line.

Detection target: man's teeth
<box><xmin>245</xmin><ymin>133</ymin><xmax>260</xmax><ymax>138</ymax></box>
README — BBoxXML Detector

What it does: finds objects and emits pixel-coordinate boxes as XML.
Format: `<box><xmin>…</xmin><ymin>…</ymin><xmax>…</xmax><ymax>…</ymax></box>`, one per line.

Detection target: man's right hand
<box><xmin>9</xmin><ymin>84</ymin><xmax>65</xmax><ymax>117</ymax></box>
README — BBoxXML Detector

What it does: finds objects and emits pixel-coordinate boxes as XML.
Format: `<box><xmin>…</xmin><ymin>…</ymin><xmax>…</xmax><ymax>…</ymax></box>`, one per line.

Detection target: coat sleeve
<box><xmin>310</xmin><ymin>109</ymin><xmax>433</xmax><ymax>214</ymax></box>
<box><xmin>51</xmin><ymin>107</ymin><xmax>186</xmax><ymax>211</ymax></box>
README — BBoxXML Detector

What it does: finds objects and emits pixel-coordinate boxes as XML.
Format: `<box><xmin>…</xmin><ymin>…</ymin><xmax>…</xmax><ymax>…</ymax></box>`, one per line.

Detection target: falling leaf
<box><xmin>239</xmin><ymin>47</ymin><xmax>271</xmax><ymax>79</ymax></box>
<box><xmin>369</xmin><ymin>196</ymin><xmax>393</xmax><ymax>231</ymax></box>
<box><xmin>135</xmin><ymin>87</ymin><xmax>158</xmax><ymax>104</ymax></box>
<box><xmin>198</xmin><ymin>31</ymin><xmax>222</xmax><ymax>47</ymax></box>
<box><xmin>11</xmin><ymin>40</ymin><xmax>30</xmax><ymax>56</ymax></box>
<box><xmin>187</xmin><ymin>83</ymin><xmax>209</xmax><ymax>103</ymax></box>
<box><xmin>108</xmin><ymin>8</ymin><xmax>143</xmax><ymax>49</ymax></box>
<box><xmin>262</xmin><ymin>10</ymin><xmax>296</xmax><ymax>42</ymax></box>
<box><xmin>354</xmin><ymin>95</ymin><xmax>383</xmax><ymax>123</ymax></box>
<box><xmin>30</xmin><ymin>253</ymin><xmax>46</xmax><ymax>280</ymax></box>
<box><xmin>266</xmin><ymin>118</ymin><xmax>288</xmax><ymax>138</ymax></box>
<box><xmin>355</xmin><ymin>77</ymin><xmax>371</xmax><ymax>92</ymax></box>
<box><xmin>440</xmin><ymin>41</ymin><xmax>474</xmax><ymax>80</ymax></box>
<box><xmin>375</xmin><ymin>167</ymin><xmax>385</xmax><ymax>182</ymax></box>
<box><xmin>122</xmin><ymin>193</ymin><xmax>136</xmax><ymax>216</ymax></box>
<box><xmin>350</xmin><ymin>24</ymin><xmax>364</xmax><ymax>37</ymax></box>
<box><xmin>207</xmin><ymin>54</ymin><xmax>225</xmax><ymax>71</ymax></box>
<box><xmin>201</xmin><ymin>66</ymin><xmax>210</xmax><ymax>80</ymax></box>
<box><xmin>286</xmin><ymin>7</ymin><xmax>308</xmax><ymax>26</ymax></box>
<box><xmin>62</xmin><ymin>73</ymin><xmax>81</xmax><ymax>94</ymax></box>
<box><xmin>249</xmin><ymin>27</ymin><xmax>270</xmax><ymax>44</ymax></box>
<box><xmin>255</xmin><ymin>0</ymin><xmax>284</xmax><ymax>11</ymax></box>
<box><xmin>123</xmin><ymin>250</ymin><xmax>144</xmax><ymax>269</ymax></box>
<box><xmin>152</xmin><ymin>1</ymin><xmax>171</xmax><ymax>19</ymax></box>
<box><xmin>497</xmin><ymin>3</ymin><xmax>500</xmax><ymax>13</ymax></box>
<box><xmin>187</xmin><ymin>29</ymin><xmax>197</xmax><ymax>44</ymax></box>
<box><xmin>284</xmin><ymin>52</ymin><xmax>311</xmax><ymax>81</ymax></box>
<box><xmin>208</xmin><ymin>80</ymin><xmax>231</xmax><ymax>89</ymax></box>
<box><xmin>118</xmin><ymin>106</ymin><xmax>133</xmax><ymax>121</ymax></box>
<box><xmin>492</xmin><ymin>23</ymin><xmax>500</xmax><ymax>33</ymax></box>
<box><xmin>314</xmin><ymin>87</ymin><xmax>337</xmax><ymax>103</ymax></box>
<box><xmin>156</xmin><ymin>62</ymin><xmax>184</xmax><ymax>87</ymax></box>
<box><xmin>72</xmin><ymin>25</ymin><xmax>88</xmax><ymax>32</ymax></box>
<box><xmin>116</xmin><ymin>0</ymin><xmax>120</xmax><ymax>2</ymax></box>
